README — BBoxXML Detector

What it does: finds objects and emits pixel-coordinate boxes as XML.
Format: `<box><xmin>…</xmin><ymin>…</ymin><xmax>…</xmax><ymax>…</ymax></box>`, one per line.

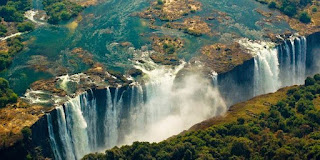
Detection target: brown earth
<box><xmin>151</xmin><ymin>35</ymin><xmax>184</xmax><ymax>54</ymax></box>
<box><xmin>165</xmin><ymin>16</ymin><xmax>212</xmax><ymax>36</ymax></box>
<box><xmin>195</xmin><ymin>42</ymin><xmax>252</xmax><ymax>74</ymax></box>
<box><xmin>149</xmin><ymin>35</ymin><xmax>183</xmax><ymax>66</ymax></box>
<box><xmin>139</xmin><ymin>0</ymin><xmax>201</xmax><ymax>21</ymax></box>
<box><xmin>0</xmin><ymin>99</ymin><xmax>48</xmax><ymax>148</ymax></box>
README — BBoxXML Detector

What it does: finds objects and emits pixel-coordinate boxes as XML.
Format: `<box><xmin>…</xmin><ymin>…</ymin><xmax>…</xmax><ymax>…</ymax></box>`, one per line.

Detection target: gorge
<box><xmin>34</xmin><ymin>33</ymin><xmax>320</xmax><ymax>160</ymax></box>
<box><xmin>1</xmin><ymin>0</ymin><xmax>320</xmax><ymax>159</ymax></box>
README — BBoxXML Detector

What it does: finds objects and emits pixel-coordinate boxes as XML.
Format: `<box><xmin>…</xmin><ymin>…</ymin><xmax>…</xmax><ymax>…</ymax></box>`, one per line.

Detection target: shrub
<box><xmin>0</xmin><ymin>78</ymin><xmax>18</xmax><ymax>108</ymax></box>
<box><xmin>282</xmin><ymin>5</ymin><xmax>297</xmax><ymax>17</ymax></box>
<box><xmin>268</xmin><ymin>1</ymin><xmax>277</xmax><ymax>9</ymax></box>
<box><xmin>299</xmin><ymin>11</ymin><xmax>311</xmax><ymax>23</ymax></box>
<box><xmin>0</xmin><ymin>24</ymin><xmax>7</xmax><ymax>36</ymax></box>
<box><xmin>17</xmin><ymin>21</ymin><xmax>35</xmax><ymax>32</ymax></box>
<box><xmin>305</xmin><ymin>77</ymin><xmax>316</xmax><ymax>86</ymax></box>
<box><xmin>237</xmin><ymin>118</ymin><xmax>245</xmax><ymax>124</ymax></box>
<box><xmin>0</xmin><ymin>5</ymin><xmax>24</xmax><ymax>22</ymax></box>
<box><xmin>21</xmin><ymin>126</ymin><xmax>31</xmax><ymax>140</ymax></box>
<box><xmin>314</xmin><ymin>74</ymin><xmax>320</xmax><ymax>81</ymax></box>
<box><xmin>44</xmin><ymin>0</ymin><xmax>84</xmax><ymax>24</ymax></box>
<box><xmin>231</xmin><ymin>138</ymin><xmax>252</xmax><ymax>158</ymax></box>
<box><xmin>157</xmin><ymin>0</ymin><xmax>164</xmax><ymax>5</ymax></box>
<box><xmin>312</xmin><ymin>7</ymin><xmax>318</xmax><ymax>13</ymax></box>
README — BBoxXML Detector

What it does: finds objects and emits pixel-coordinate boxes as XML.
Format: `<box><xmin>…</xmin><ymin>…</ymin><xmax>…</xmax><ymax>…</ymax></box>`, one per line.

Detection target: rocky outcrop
<box><xmin>165</xmin><ymin>16</ymin><xmax>212</xmax><ymax>36</ymax></box>
<box><xmin>138</xmin><ymin>0</ymin><xmax>201</xmax><ymax>21</ymax></box>
<box><xmin>148</xmin><ymin>35</ymin><xmax>184</xmax><ymax>66</ymax></box>
<box><xmin>195</xmin><ymin>42</ymin><xmax>252</xmax><ymax>74</ymax></box>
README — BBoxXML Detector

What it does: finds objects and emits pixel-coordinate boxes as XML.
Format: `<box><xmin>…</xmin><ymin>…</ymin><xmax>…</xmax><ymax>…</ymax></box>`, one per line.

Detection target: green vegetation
<box><xmin>0</xmin><ymin>78</ymin><xmax>17</xmax><ymax>108</ymax></box>
<box><xmin>157</xmin><ymin>0</ymin><xmax>164</xmax><ymax>5</ymax></box>
<box><xmin>17</xmin><ymin>21</ymin><xmax>34</xmax><ymax>32</ymax></box>
<box><xmin>299</xmin><ymin>11</ymin><xmax>312</xmax><ymax>23</ymax></box>
<box><xmin>268</xmin><ymin>1</ymin><xmax>277</xmax><ymax>9</ymax></box>
<box><xmin>21</xmin><ymin>126</ymin><xmax>32</xmax><ymax>140</ymax></box>
<box><xmin>312</xmin><ymin>7</ymin><xmax>318</xmax><ymax>12</ymax></box>
<box><xmin>258</xmin><ymin>0</ymin><xmax>313</xmax><ymax>23</ymax></box>
<box><xmin>43</xmin><ymin>0</ymin><xmax>84</xmax><ymax>24</ymax></box>
<box><xmin>83</xmin><ymin>74</ymin><xmax>320</xmax><ymax>160</ymax></box>
<box><xmin>0</xmin><ymin>36</ymin><xmax>24</xmax><ymax>71</ymax></box>
<box><xmin>163</xmin><ymin>43</ymin><xmax>176</xmax><ymax>54</ymax></box>
<box><xmin>0</xmin><ymin>0</ymin><xmax>31</xmax><ymax>22</ymax></box>
<box><xmin>0</xmin><ymin>24</ymin><xmax>7</xmax><ymax>36</ymax></box>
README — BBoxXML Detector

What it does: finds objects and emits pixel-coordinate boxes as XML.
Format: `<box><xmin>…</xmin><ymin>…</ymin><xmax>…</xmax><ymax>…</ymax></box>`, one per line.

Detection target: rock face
<box><xmin>151</xmin><ymin>36</ymin><xmax>184</xmax><ymax>54</ymax></box>
<box><xmin>2</xmin><ymin>32</ymin><xmax>320</xmax><ymax>159</ymax></box>
<box><xmin>70</xmin><ymin>48</ymin><xmax>95</xmax><ymax>66</ymax></box>
<box><xmin>166</xmin><ymin>16</ymin><xmax>212</xmax><ymax>36</ymax></box>
<box><xmin>26</xmin><ymin>63</ymin><xmax>133</xmax><ymax>105</ymax></box>
<box><xmin>195</xmin><ymin>42</ymin><xmax>252</xmax><ymax>74</ymax></box>
<box><xmin>0</xmin><ymin>64</ymin><xmax>135</xmax><ymax>159</ymax></box>
<box><xmin>139</xmin><ymin>0</ymin><xmax>201</xmax><ymax>21</ymax></box>
<box><xmin>149</xmin><ymin>35</ymin><xmax>183</xmax><ymax>66</ymax></box>
<box><xmin>137</xmin><ymin>0</ymin><xmax>209</xmax><ymax>36</ymax></box>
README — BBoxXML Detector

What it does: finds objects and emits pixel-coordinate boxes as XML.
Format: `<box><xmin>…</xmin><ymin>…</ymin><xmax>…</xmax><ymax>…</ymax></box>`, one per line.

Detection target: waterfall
<box><xmin>122</xmin><ymin>57</ymin><xmax>227</xmax><ymax>143</ymax></box>
<box><xmin>47</xmin><ymin>92</ymin><xmax>94</xmax><ymax>160</ymax></box>
<box><xmin>47</xmin><ymin>56</ymin><xmax>227</xmax><ymax>159</ymax></box>
<box><xmin>56</xmin><ymin>106</ymin><xmax>76</xmax><ymax>160</ymax></box>
<box><xmin>211</xmin><ymin>71</ymin><xmax>218</xmax><ymax>87</ymax></box>
<box><xmin>238</xmin><ymin>36</ymin><xmax>307</xmax><ymax>97</ymax></box>
<box><xmin>81</xmin><ymin>90</ymin><xmax>98</xmax><ymax>150</ymax></box>
<box><xmin>44</xmin><ymin>36</ymin><xmax>311</xmax><ymax>160</ymax></box>
<box><xmin>253</xmin><ymin>47</ymin><xmax>280</xmax><ymax>96</ymax></box>
<box><xmin>278</xmin><ymin>36</ymin><xmax>307</xmax><ymax>86</ymax></box>
<box><xmin>103</xmin><ymin>87</ymin><xmax>120</xmax><ymax>148</ymax></box>
<box><xmin>47</xmin><ymin>114</ymin><xmax>62</xmax><ymax>160</ymax></box>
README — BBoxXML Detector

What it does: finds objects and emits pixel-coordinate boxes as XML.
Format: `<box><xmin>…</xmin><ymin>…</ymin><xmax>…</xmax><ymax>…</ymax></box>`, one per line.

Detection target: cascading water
<box><xmin>46</xmin><ymin>54</ymin><xmax>227</xmax><ymax>160</ymax></box>
<box><xmin>253</xmin><ymin>46</ymin><xmax>280</xmax><ymax>96</ymax></box>
<box><xmin>47</xmin><ymin>113</ymin><xmax>62</xmax><ymax>160</ymax></box>
<box><xmin>278</xmin><ymin>36</ymin><xmax>307</xmax><ymax>86</ymax></box>
<box><xmin>47</xmin><ymin>92</ymin><xmax>94</xmax><ymax>160</ymax></box>
<box><xmin>240</xmin><ymin>36</ymin><xmax>307</xmax><ymax>96</ymax></box>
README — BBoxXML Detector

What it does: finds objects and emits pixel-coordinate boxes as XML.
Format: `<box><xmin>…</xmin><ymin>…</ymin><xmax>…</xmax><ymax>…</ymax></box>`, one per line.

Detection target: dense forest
<box><xmin>83</xmin><ymin>74</ymin><xmax>320</xmax><ymax>160</ymax></box>
<box><xmin>43</xmin><ymin>0</ymin><xmax>83</xmax><ymax>24</ymax></box>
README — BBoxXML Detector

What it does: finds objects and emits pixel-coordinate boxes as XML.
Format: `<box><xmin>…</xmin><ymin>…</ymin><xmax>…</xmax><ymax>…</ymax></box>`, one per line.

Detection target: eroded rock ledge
<box><xmin>193</xmin><ymin>42</ymin><xmax>253</xmax><ymax>74</ymax></box>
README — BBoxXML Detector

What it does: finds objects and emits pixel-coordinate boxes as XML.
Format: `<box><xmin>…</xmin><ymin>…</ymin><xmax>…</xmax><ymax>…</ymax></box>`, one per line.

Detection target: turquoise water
<box><xmin>2</xmin><ymin>0</ymin><xmax>292</xmax><ymax>95</ymax></box>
